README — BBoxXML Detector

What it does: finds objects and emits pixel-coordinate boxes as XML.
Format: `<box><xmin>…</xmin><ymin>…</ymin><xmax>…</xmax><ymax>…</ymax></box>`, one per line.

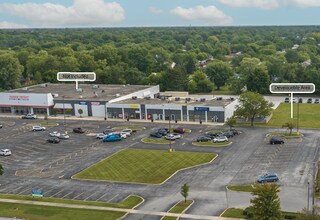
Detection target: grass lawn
<box><xmin>0</xmin><ymin>202</ymin><xmax>125</xmax><ymax>220</ymax></box>
<box><xmin>141</xmin><ymin>137</ymin><xmax>172</xmax><ymax>144</ymax></box>
<box><xmin>192</xmin><ymin>141</ymin><xmax>230</xmax><ymax>147</ymax></box>
<box><xmin>227</xmin><ymin>185</ymin><xmax>254</xmax><ymax>192</ymax></box>
<box><xmin>73</xmin><ymin>149</ymin><xmax>216</xmax><ymax>184</ymax></box>
<box><xmin>270</xmin><ymin>132</ymin><xmax>301</xmax><ymax>137</ymax></box>
<box><xmin>268</xmin><ymin>103</ymin><xmax>320</xmax><ymax>128</ymax></box>
<box><xmin>162</xmin><ymin>200</ymin><xmax>193</xmax><ymax>220</ymax></box>
<box><xmin>0</xmin><ymin>194</ymin><xmax>142</xmax><ymax>209</ymax></box>
<box><xmin>221</xmin><ymin>208</ymin><xmax>298</xmax><ymax>219</ymax></box>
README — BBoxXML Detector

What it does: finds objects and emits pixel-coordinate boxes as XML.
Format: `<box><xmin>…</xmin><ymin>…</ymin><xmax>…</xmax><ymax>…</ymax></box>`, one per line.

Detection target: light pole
<box><xmin>168</xmin><ymin>109</ymin><xmax>172</xmax><ymax>152</ymax></box>
<box><xmin>297</xmin><ymin>97</ymin><xmax>300</xmax><ymax>133</ymax></box>
<box><xmin>307</xmin><ymin>181</ymin><xmax>310</xmax><ymax>215</ymax></box>
<box><xmin>62</xmin><ymin>95</ymin><xmax>67</xmax><ymax>134</ymax></box>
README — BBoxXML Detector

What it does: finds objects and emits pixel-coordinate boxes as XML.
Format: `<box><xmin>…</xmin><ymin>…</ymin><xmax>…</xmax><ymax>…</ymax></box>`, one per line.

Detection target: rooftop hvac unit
<box><xmin>76</xmin><ymin>88</ymin><xmax>83</xmax><ymax>92</ymax></box>
<box><xmin>92</xmin><ymin>85</ymin><xmax>99</xmax><ymax>89</ymax></box>
<box><xmin>115</xmin><ymin>93</ymin><xmax>120</xmax><ymax>97</ymax></box>
<box><xmin>200</xmin><ymin>98</ymin><xmax>206</xmax><ymax>102</ymax></box>
<box><xmin>132</xmin><ymin>96</ymin><xmax>137</xmax><ymax>100</ymax></box>
<box><xmin>79</xmin><ymin>95</ymin><xmax>83</xmax><ymax>99</ymax></box>
<box><xmin>186</xmin><ymin>97</ymin><xmax>191</xmax><ymax>102</ymax></box>
<box><xmin>52</xmin><ymin>93</ymin><xmax>59</xmax><ymax>98</ymax></box>
<box><xmin>144</xmin><ymin>96</ymin><xmax>151</xmax><ymax>100</ymax></box>
<box><xmin>175</xmin><ymin>97</ymin><xmax>180</xmax><ymax>101</ymax></box>
<box><xmin>22</xmin><ymin>87</ymin><xmax>28</xmax><ymax>91</ymax></box>
<box><xmin>40</xmin><ymin>83</ymin><xmax>47</xmax><ymax>87</ymax></box>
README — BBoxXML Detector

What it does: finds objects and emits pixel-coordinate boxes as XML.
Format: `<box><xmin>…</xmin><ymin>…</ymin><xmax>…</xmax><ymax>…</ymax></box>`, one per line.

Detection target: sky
<box><xmin>0</xmin><ymin>0</ymin><xmax>320</xmax><ymax>28</ymax></box>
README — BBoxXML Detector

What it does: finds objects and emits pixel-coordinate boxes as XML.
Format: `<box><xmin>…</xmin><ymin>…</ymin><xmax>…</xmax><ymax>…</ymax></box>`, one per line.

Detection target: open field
<box><xmin>268</xmin><ymin>103</ymin><xmax>320</xmax><ymax>128</ymax></box>
<box><xmin>0</xmin><ymin>202</ymin><xmax>125</xmax><ymax>220</ymax></box>
<box><xmin>73</xmin><ymin>149</ymin><xmax>216</xmax><ymax>184</ymax></box>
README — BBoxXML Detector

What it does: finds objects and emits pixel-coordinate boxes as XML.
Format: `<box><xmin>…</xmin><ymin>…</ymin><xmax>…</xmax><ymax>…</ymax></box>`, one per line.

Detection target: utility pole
<box><xmin>297</xmin><ymin>97</ymin><xmax>300</xmax><ymax>133</ymax></box>
<box><xmin>63</xmin><ymin>95</ymin><xmax>67</xmax><ymax>134</ymax></box>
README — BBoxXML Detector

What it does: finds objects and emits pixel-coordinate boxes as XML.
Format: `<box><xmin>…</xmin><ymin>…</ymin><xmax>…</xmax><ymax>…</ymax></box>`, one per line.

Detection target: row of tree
<box><xmin>0</xmin><ymin>26</ymin><xmax>320</xmax><ymax>93</ymax></box>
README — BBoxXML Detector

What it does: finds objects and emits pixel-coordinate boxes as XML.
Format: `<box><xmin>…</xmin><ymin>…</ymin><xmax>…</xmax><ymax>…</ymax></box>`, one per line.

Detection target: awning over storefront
<box><xmin>53</xmin><ymin>103</ymin><xmax>73</xmax><ymax>109</ymax></box>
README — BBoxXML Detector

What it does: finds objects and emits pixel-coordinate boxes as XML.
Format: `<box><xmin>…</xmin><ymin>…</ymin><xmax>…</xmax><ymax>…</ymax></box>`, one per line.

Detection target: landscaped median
<box><xmin>141</xmin><ymin>137</ymin><xmax>173</xmax><ymax>144</ymax></box>
<box><xmin>0</xmin><ymin>194</ymin><xmax>143</xmax><ymax>220</ymax></box>
<box><xmin>162</xmin><ymin>200</ymin><xmax>193</xmax><ymax>220</ymax></box>
<box><xmin>73</xmin><ymin>149</ymin><xmax>217</xmax><ymax>184</ymax></box>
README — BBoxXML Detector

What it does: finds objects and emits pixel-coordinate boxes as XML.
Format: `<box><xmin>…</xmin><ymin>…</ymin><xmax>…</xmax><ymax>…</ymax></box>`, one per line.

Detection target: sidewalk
<box><xmin>0</xmin><ymin>199</ymin><xmax>240</xmax><ymax>220</ymax></box>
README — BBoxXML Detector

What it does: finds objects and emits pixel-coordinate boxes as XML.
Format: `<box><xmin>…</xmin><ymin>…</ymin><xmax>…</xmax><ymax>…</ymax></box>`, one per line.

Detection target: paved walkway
<box><xmin>0</xmin><ymin>199</ymin><xmax>239</xmax><ymax>220</ymax></box>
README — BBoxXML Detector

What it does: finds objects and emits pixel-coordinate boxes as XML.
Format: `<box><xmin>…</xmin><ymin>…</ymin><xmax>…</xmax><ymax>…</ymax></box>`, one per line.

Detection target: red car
<box><xmin>173</xmin><ymin>127</ymin><xmax>185</xmax><ymax>134</ymax></box>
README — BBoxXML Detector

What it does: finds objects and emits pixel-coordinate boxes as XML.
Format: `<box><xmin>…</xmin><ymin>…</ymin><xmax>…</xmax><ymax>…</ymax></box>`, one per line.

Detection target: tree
<box><xmin>78</xmin><ymin>109</ymin><xmax>83</xmax><ymax>118</ymax></box>
<box><xmin>249</xmin><ymin>183</ymin><xmax>282</xmax><ymax>220</ymax></box>
<box><xmin>180</xmin><ymin>183</ymin><xmax>189</xmax><ymax>203</ymax></box>
<box><xmin>282</xmin><ymin>121</ymin><xmax>296</xmax><ymax>135</ymax></box>
<box><xmin>188</xmin><ymin>70</ymin><xmax>214</xmax><ymax>93</ymax></box>
<box><xmin>235</xmin><ymin>91</ymin><xmax>274</xmax><ymax>126</ymax></box>
<box><xmin>205</xmin><ymin>61</ymin><xmax>232</xmax><ymax>90</ymax></box>
<box><xmin>225</xmin><ymin>116</ymin><xmax>236</xmax><ymax>129</ymax></box>
<box><xmin>0</xmin><ymin>52</ymin><xmax>23</xmax><ymax>89</ymax></box>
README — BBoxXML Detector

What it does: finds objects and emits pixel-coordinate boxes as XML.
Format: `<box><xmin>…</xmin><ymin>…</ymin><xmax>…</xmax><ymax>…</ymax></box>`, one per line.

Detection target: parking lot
<box><xmin>0</xmin><ymin>116</ymin><xmax>318</xmax><ymax>216</ymax></box>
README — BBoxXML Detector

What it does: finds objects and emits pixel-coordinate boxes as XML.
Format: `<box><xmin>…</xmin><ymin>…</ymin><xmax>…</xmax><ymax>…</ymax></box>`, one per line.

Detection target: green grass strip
<box><xmin>0</xmin><ymin>194</ymin><xmax>142</xmax><ymax>209</ymax></box>
<box><xmin>141</xmin><ymin>137</ymin><xmax>172</xmax><ymax>144</ymax></box>
<box><xmin>74</xmin><ymin>149</ymin><xmax>216</xmax><ymax>184</ymax></box>
<box><xmin>227</xmin><ymin>185</ymin><xmax>254</xmax><ymax>192</ymax></box>
<box><xmin>192</xmin><ymin>141</ymin><xmax>230</xmax><ymax>147</ymax></box>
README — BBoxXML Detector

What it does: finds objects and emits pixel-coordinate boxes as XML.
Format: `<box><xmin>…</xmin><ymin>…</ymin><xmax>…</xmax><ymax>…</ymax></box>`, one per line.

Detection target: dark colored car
<box><xmin>47</xmin><ymin>137</ymin><xmax>60</xmax><ymax>144</ymax></box>
<box><xmin>315</xmin><ymin>98</ymin><xmax>320</xmax><ymax>104</ymax></box>
<box><xmin>173</xmin><ymin>127</ymin><xmax>185</xmax><ymax>134</ymax></box>
<box><xmin>222</xmin><ymin>131</ymin><xmax>234</xmax><ymax>138</ymax></box>
<box><xmin>103</xmin><ymin>129</ymin><xmax>114</xmax><ymax>135</ymax></box>
<box><xmin>157</xmin><ymin>128</ymin><xmax>169</xmax><ymax>136</ymax></box>
<box><xmin>307</xmin><ymin>98</ymin><xmax>312</xmax><ymax>103</ymax></box>
<box><xmin>298</xmin><ymin>97</ymin><xmax>303</xmax><ymax>103</ymax></box>
<box><xmin>284</xmin><ymin>97</ymin><xmax>289</xmax><ymax>103</ymax></box>
<box><xmin>230</xmin><ymin>128</ymin><xmax>239</xmax><ymax>135</ymax></box>
<box><xmin>257</xmin><ymin>173</ymin><xmax>279</xmax><ymax>183</ymax></box>
<box><xmin>73</xmin><ymin>127</ymin><xmax>85</xmax><ymax>133</ymax></box>
<box><xmin>150</xmin><ymin>132</ymin><xmax>162</xmax><ymax>138</ymax></box>
<box><xmin>269</xmin><ymin>136</ymin><xmax>284</xmax><ymax>144</ymax></box>
<box><xmin>196</xmin><ymin>136</ymin><xmax>211</xmax><ymax>142</ymax></box>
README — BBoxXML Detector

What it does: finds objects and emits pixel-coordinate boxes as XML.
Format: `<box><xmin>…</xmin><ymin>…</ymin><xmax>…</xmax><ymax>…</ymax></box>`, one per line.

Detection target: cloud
<box><xmin>149</xmin><ymin>6</ymin><xmax>163</xmax><ymax>14</ymax></box>
<box><xmin>171</xmin><ymin>5</ymin><xmax>233</xmax><ymax>25</ymax></box>
<box><xmin>0</xmin><ymin>0</ymin><xmax>125</xmax><ymax>27</ymax></box>
<box><xmin>218</xmin><ymin>0</ymin><xmax>280</xmax><ymax>9</ymax></box>
<box><xmin>0</xmin><ymin>21</ymin><xmax>28</xmax><ymax>29</ymax></box>
<box><xmin>290</xmin><ymin>0</ymin><xmax>320</xmax><ymax>7</ymax></box>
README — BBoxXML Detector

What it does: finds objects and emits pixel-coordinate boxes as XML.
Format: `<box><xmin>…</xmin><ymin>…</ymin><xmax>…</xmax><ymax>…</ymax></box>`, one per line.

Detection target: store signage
<box><xmin>91</xmin><ymin>102</ymin><xmax>100</xmax><ymax>105</ymax></box>
<box><xmin>57</xmin><ymin>72</ymin><xmax>96</xmax><ymax>81</ymax></box>
<box><xmin>79</xmin><ymin>101</ymin><xmax>87</xmax><ymax>105</ymax></box>
<box><xmin>270</xmin><ymin>83</ymin><xmax>315</xmax><ymax>93</ymax></box>
<box><xmin>9</xmin><ymin>95</ymin><xmax>29</xmax><ymax>101</ymax></box>
<box><xmin>194</xmin><ymin>107</ymin><xmax>209</xmax><ymax>111</ymax></box>
<box><xmin>130</xmin><ymin>104</ymin><xmax>139</xmax><ymax>109</ymax></box>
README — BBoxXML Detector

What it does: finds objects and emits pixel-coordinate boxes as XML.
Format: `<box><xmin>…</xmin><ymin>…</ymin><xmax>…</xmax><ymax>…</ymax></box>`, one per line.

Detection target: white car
<box><xmin>59</xmin><ymin>133</ymin><xmax>70</xmax><ymax>139</ymax></box>
<box><xmin>22</xmin><ymin>113</ymin><xmax>37</xmax><ymax>119</ymax></box>
<box><xmin>0</xmin><ymin>149</ymin><xmax>12</xmax><ymax>156</ymax></box>
<box><xmin>32</xmin><ymin>126</ymin><xmax>46</xmax><ymax>131</ymax></box>
<box><xmin>212</xmin><ymin>136</ymin><xmax>228</xmax><ymax>143</ymax></box>
<box><xmin>165</xmin><ymin>133</ymin><xmax>182</xmax><ymax>140</ymax></box>
<box><xmin>49</xmin><ymin>131</ymin><xmax>61</xmax><ymax>137</ymax></box>
<box><xmin>121</xmin><ymin>129</ymin><xmax>133</xmax><ymax>136</ymax></box>
<box><xmin>96</xmin><ymin>133</ymin><xmax>106</xmax><ymax>139</ymax></box>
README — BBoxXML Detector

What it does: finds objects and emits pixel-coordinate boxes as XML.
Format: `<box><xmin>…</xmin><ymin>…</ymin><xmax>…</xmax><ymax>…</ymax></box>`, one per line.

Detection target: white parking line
<box><xmin>107</xmin><ymin>194</ymin><xmax>119</xmax><ymax>202</ymax></box>
<box><xmin>62</xmin><ymin>191</ymin><xmax>74</xmax><ymax>199</ymax></box>
<box><xmin>72</xmin><ymin>192</ymin><xmax>85</xmax><ymax>200</ymax></box>
<box><xmin>84</xmin><ymin>191</ymin><xmax>99</xmax><ymax>201</ymax></box>
<box><xmin>50</xmin><ymin>189</ymin><xmax>65</xmax><ymax>198</ymax></box>
<box><xmin>95</xmin><ymin>192</ymin><xmax>109</xmax><ymax>201</ymax></box>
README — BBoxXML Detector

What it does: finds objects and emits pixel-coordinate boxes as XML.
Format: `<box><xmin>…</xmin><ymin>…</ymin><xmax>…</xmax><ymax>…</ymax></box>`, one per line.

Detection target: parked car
<box><xmin>150</xmin><ymin>132</ymin><xmax>162</xmax><ymax>138</ymax></box>
<box><xmin>298</xmin><ymin>97</ymin><xmax>303</xmax><ymax>103</ymax></box>
<box><xmin>0</xmin><ymin>149</ymin><xmax>11</xmax><ymax>156</ymax></box>
<box><xmin>32</xmin><ymin>125</ymin><xmax>46</xmax><ymax>131</ymax></box>
<box><xmin>230</xmin><ymin>128</ymin><xmax>240</xmax><ymax>135</ymax></box>
<box><xmin>103</xmin><ymin>129</ymin><xmax>114</xmax><ymax>135</ymax></box>
<box><xmin>257</xmin><ymin>172</ymin><xmax>279</xmax><ymax>183</ymax></box>
<box><xmin>212</xmin><ymin>136</ymin><xmax>228</xmax><ymax>143</ymax></box>
<box><xmin>196</xmin><ymin>136</ymin><xmax>212</xmax><ymax>142</ymax></box>
<box><xmin>157</xmin><ymin>128</ymin><xmax>169</xmax><ymax>136</ymax></box>
<box><xmin>165</xmin><ymin>133</ymin><xmax>181</xmax><ymax>140</ymax></box>
<box><xmin>22</xmin><ymin>113</ymin><xmax>37</xmax><ymax>119</ymax></box>
<box><xmin>73</xmin><ymin>127</ymin><xmax>85</xmax><ymax>133</ymax></box>
<box><xmin>58</xmin><ymin>133</ymin><xmax>70</xmax><ymax>139</ymax></box>
<box><xmin>121</xmin><ymin>129</ymin><xmax>133</xmax><ymax>136</ymax></box>
<box><xmin>103</xmin><ymin>134</ymin><xmax>121</xmax><ymax>142</ymax></box>
<box><xmin>96</xmin><ymin>133</ymin><xmax>106</xmax><ymax>139</ymax></box>
<box><xmin>0</xmin><ymin>124</ymin><xmax>2</xmax><ymax>128</ymax></box>
<box><xmin>222</xmin><ymin>131</ymin><xmax>234</xmax><ymax>138</ymax></box>
<box><xmin>307</xmin><ymin>98</ymin><xmax>313</xmax><ymax>103</ymax></box>
<box><xmin>205</xmin><ymin>131</ymin><xmax>222</xmax><ymax>139</ymax></box>
<box><xmin>269</xmin><ymin>136</ymin><xmax>284</xmax><ymax>144</ymax></box>
<box><xmin>284</xmin><ymin>97</ymin><xmax>289</xmax><ymax>103</ymax></box>
<box><xmin>315</xmin><ymin>98</ymin><xmax>320</xmax><ymax>104</ymax></box>
<box><xmin>49</xmin><ymin>131</ymin><xmax>61</xmax><ymax>137</ymax></box>
<box><xmin>173</xmin><ymin>127</ymin><xmax>185</xmax><ymax>134</ymax></box>
<box><xmin>47</xmin><ymin>137</ymin><xmax>60</xmax><ymax>144</ymax></box>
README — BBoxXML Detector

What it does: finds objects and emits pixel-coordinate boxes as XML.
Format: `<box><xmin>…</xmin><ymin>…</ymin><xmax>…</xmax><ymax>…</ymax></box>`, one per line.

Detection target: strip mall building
<box><xmin>0</xmin><ymin>83</ymin><xmax>237</xmax><ymax>123</ymax></box>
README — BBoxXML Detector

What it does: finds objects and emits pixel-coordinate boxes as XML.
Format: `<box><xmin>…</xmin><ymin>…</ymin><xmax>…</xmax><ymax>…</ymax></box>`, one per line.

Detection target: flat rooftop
<box><xmin>9</xmin><ymin>83</ymin><xmax>153</xmax><ymax>101</ymax></box>
<box><xmin>116</xmin><ymin>97</ymin><xmax>233</xmax><ymax>107</ymax></box>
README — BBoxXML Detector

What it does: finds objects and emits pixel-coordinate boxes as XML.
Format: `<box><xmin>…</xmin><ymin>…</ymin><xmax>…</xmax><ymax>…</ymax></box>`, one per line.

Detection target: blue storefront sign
<box><xmin>194</xmin><ymin>107</ymin><xmax>209</xmax><ymax>111</ymax></box>
<box><xmin>79</xmin><ymin>101</ymin><xmax>87</xmax><ymax>105</ymax></box>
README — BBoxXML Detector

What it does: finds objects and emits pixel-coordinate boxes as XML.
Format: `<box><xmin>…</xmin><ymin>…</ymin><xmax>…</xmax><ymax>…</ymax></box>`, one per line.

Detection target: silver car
<box><xmin>0</xmin><ymin>149</ymin><xmax>12</xmax><ymax>156</ymax></box>
<box><xmin>32</xmin><ymin>126</ymin><xmax>46</xmax><ymax>131</ymax></box>
<box><xmin>212</xmin><ymin>136</ymin><xmax>228</xmax><ymax>143</ymax></box>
